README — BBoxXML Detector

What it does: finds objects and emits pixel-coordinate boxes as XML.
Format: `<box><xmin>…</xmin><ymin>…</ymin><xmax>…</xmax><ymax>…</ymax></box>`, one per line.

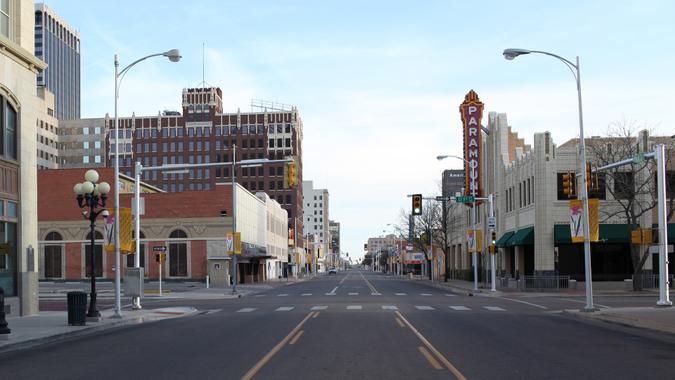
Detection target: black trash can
<box><xmin>67</xmin><ymin>291</ymin><xmax>87</xmax><ymax>326</ymax></box>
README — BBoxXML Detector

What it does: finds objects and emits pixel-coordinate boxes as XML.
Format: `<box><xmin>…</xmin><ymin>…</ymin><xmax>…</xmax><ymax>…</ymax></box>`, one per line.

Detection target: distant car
<box><xmin>328</xmin><ymin>268</ymin><xmax>337</xmax><ymax>275</ymax></box>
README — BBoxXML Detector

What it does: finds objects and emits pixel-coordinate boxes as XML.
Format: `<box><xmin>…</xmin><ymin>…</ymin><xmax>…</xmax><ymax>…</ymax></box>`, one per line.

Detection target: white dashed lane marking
<box><xmin>275</xmin><ymin>307</ymin><xmax>294</xmax><ymax>312</ymax></box>
<box><xmin>395</xmin><ymin>293</ymin><xmax>407</xmax><ymax>296</ymax></box>
<box><xmin>415</xmin><ymin>306</ymin><xmax>435</xmax><ymax>310</ymax></box>
<box><xmin>484</xmin><ymin>306</ymin><xmax>506</xmax><ymax>311</ymax></box>
<box><xmin>311</xmin><ymin>306</ymin><xmax>328</xmax><ymax>310</ymax></box>
<box><xmin>382</xmin><ymin>306</ymin><xmax>398</xmax><ymax>310</ymax></box>
<box><xmin>449</xmin><ymin>306</ymin><xmax>471</xmax><ymax>311</ymax></box>
<box><xmin>420</xmin><ymin>294</ymin><xmax>432</xmax><ymax>296</ymax></box>
<box><xmin>277</xmin><ymin>294</ymin><xmax>288</xmax><ymax>297</ymax></box>
<box><xmin>346</xmin><ymin>305</ymin><xmax>362</xmax><ymax>310</ymax></box>
<box><xmin>237</xmin><ymin>308</ymin><xmax>257</xmax><ymax>313</ymax></box>
<box><xmin>348</xmin><ymin>292</ymin><xmax>359</xmax><ymax>296</ymax></box>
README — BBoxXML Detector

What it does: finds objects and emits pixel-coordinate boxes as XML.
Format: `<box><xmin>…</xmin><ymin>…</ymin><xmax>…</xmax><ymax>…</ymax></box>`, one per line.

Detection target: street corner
<box><xmin>562</xmin><ymin>306</ymin><xmax>675</xmax><ymax>336</ymax></box>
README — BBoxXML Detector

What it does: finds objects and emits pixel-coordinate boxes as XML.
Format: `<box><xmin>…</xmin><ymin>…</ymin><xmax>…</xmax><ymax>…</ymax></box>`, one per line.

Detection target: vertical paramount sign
<box><xmin>459</xmin><ymin>90</ymin><xmax>484</xmax><ymax>200</ymax></box>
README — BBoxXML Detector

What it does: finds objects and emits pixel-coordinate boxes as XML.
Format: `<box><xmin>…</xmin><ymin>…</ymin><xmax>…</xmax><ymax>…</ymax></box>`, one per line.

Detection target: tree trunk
<box><xmin>631</xmin><ymin>244</ymin><xmax>643</xmax><ymax>291</ymax></box>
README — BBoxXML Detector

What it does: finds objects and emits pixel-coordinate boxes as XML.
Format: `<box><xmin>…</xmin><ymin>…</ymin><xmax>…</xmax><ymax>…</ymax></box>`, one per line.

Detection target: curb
<box><xmin>0</xmin><ymin>308</ymin><xmax>198</xmax><ymax>355</ymax></box>
<box><xmin>561</xmin><ymin>309</ymin><xmax>675</xmax><ymax>337</ymax></box>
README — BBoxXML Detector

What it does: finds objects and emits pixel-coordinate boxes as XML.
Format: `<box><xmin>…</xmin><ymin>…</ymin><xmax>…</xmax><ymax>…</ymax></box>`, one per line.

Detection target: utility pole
<box><xmin>442</xmin><ymin>197</ymin><xmax>449</xmax><ymax>282</ymax></box>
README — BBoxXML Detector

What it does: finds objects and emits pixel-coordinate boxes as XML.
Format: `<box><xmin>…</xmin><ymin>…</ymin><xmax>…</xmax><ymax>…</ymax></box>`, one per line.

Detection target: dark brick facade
<box><xmin>104</xmin><ymin>87</ymin><xmax>304</xmax><ymax>244</ymax></box>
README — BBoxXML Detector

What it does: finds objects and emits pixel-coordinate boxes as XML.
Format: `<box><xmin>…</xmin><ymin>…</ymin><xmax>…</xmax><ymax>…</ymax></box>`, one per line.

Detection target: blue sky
<box><xmin>48</xmin><ymin>0</ymin><xmax>675</xmax><ymax>260</ymax></box>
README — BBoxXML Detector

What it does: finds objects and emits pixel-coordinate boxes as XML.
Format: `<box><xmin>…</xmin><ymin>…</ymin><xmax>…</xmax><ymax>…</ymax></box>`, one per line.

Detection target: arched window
<box><xmin>127</xmin><ymin>230</ymin><xmax>146</xmax><ymax>268</ymax></box>
<box><xmin>84</xmin><ymin>231</ymin><xmax>104</xmax><ymax>277</ymax></box>
<box><xmin>1</xmin><ymin>94</ymin><xmax>18</xmax><ymax>160</ymax></box>
<box><xmin>169</xmin><ymin>230</ymin><xmax>187</xmax><ymax>277</ymax></box>
<box><xmin>44</xmin><ymin>231</ymin><xmax>63</xmax><ymax>278</ymax></box>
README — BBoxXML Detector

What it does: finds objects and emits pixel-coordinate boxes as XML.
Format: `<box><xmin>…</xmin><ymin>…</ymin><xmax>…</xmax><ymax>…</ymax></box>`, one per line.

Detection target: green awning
<box><xmin>505</xmin><ymin>227</ymin><xmax>534</xmax><ymax>247</ymax></box>
<box><xmin>554</xmin><ymin>224</ymin><xmax>631</xmax><ymax>244</ymax></box>
<box><xmin>651</xmin><ymin>224</ymin><xmax>675</xmax><ymax>244</ymax></box>
<box><xmin>495</xmin><ymin>231</ymin><xmax>514</xmax><ymax>248</ymax></box>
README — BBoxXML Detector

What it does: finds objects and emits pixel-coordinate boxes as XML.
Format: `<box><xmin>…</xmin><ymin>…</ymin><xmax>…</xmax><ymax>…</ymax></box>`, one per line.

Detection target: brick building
<box><xmin>37</xmin><ymin>168</ymin><xmax>288</xmax><ymax>283</ymax></box>
<box><xmin>84</xmin><ymin>87</ymin><xmax>305</xmax><ymax>250</ymax></box>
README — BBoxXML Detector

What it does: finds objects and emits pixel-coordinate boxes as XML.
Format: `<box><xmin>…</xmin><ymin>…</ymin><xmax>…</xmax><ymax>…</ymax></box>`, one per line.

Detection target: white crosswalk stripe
<box><xmin>348</xmin><ymin>292</ymin><xmax>359</xmax><ymax>296</ymax></box>
<box><xmin>395</xmin><ymin>293</ymin><xmax>407</xmax><ymax>296</ymax></box>
<box><xmin>415</xmin><ymin>306</ymin><xmax>435</xmax><ymax>310</ymax></box>
<box><xmin>254</xmin><ymin>294</ymin><xmax>265</xmax><ymax>298</ymax></box>
<box><xmin>346</xmin><ymin>305</ymin><xmax>362</xmax><ymax>310</ymax></box>
<box><xmin>301</xmin><ymin>293</ymin><xmax>312</xmax><ymax>296</ymax></box>
<box><xmin>371</xmin><ymin>292</ymin><xmax>381</xmax><ymax>296</ymax></box>
<box><xmin>449</xmin><ymin>306</ymin><xmax>471</xmax><ymax>311</ymax></box>
<box><xmin>277</xmin><ymin>294</ymin><xmax>289</xmax><ymax>297</ymax></box>
<box><xmin>275</xmin><ymin>306</ymin><xmax>294</xmax><ymax>312</ymax></box>
<box><xmin>484</xmin><ymin>306</ymin><xmax>506</xmax><ymax>311</ymax></box>
<box><xmin>444</xmin><ymin>294</ymin><xmax>457</xmax><ymax>297</ymax></box>
<box><xmin>420</xmin><ymin>293</ymin><xmax>432</xmax><ymax>296</ymax></box>
<box><xmin>381</xmin><ymin>306</ymin><xmax>398</xmax><ymax>310</ymax></box>
<box><xmin>311</xmin><ymin>306</ymin><xmax>328</xmax><ymax>310</ymax></box>
<box><xmin>237</xmin><ymin>308</ymin><xmax>257</xmax><ymax>313</ymax></box>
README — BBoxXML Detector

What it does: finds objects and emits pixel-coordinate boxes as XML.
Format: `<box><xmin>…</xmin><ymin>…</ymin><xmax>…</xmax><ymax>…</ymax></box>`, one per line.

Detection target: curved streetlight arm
<box><xmin>505</xmin><ymin>49</ymin><xmax>578</xmax><ymax>82</ymax></box>
<box><xmin>436</xmin><ymin>154</ymin><xmax>471</xmax><ymax>166</ymax></box>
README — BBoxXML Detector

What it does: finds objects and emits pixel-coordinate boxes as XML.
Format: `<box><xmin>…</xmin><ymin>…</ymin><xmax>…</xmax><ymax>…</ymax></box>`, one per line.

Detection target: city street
<box><xmin>2</xmin><ymin>269</ymin><xmax>675</xmax><ymax>379</ymax></box>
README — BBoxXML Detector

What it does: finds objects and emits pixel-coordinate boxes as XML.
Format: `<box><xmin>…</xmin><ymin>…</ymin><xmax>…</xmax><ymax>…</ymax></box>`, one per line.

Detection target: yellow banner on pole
<box><xmin>467</xmin><ymin>229</ymin><xmax>483</xmax><ymax>253</ymax></box>
<box><xmin>105</xmin><ymin>208</ymin><xmax>134</xmax><ymax>254</ymax></box>
<box><xmin>225</xmin><ymin>232</ymin><xmax>242</xmax><ymax>254</ymax></box>
<box><xmin>570</xmin><ymin>199</ymin><xmax>599</xmax><ymax>243</ymax></box>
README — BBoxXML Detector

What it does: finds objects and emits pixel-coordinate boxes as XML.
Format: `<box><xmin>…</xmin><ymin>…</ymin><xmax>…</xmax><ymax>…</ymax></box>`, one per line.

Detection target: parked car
<box><xmin>328</xmin><ymin>268</ymin><xmax>337</xmax><ymax>275</ymax></box>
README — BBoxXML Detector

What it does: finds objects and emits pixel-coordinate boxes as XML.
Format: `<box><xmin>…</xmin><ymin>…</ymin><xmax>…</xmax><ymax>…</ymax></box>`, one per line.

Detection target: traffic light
<box><xmin>586</xmin><ymin>163</ymin><xmax>599</xmax><ymax>191</ymax></box>
<box><xmin>412</xmin><ymin>194</ymin><xmax>422</xmax><ymax>215</ymax></box>
<box><xmin>155</xmin><ymin>253</ymin><xmax>166</xmax><ymax>263</ymax></box>
<box><xmin>562</xmin><ymin>172</ymin><xmax>575</xmax><ymax>197</ymax></box>
<box><xmin>491</xmin><ymin>231</ymin><xmax>497</xmax><ymax>245</ymax></box>
<box><xmin>283</xmin><ymin>159</ymin><xmax>297</xmax><ymax>188</ymax></box>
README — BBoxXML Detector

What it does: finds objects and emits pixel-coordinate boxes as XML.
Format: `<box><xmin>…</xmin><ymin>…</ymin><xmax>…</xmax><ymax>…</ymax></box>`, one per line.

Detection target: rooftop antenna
<box><xmin>202</xmin><ymin>42</ymin><xmax>205</xmax><ymax>88</ymax></box>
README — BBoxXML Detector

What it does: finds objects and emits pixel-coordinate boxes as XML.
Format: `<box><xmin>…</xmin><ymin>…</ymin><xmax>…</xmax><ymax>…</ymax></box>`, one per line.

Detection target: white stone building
<box><xmin>302</xmin><ymin>180</ymin><xmax>329</xmax><ymax>271</ymax></box>
<box><xmin>0</xmin><ymin>0</ymin><xmax>47</xmax><ymax>316</ymax></box>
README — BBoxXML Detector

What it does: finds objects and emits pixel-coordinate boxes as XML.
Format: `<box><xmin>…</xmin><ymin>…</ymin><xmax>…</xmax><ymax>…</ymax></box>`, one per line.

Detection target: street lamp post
<box><xmin>113</xmin><ymin>49</ymin><xmax>181</xmax><ymax>314</ymax></box>
<box><xmin>73</xmin><ymin>170</ymin><xmax>111</xmax><ymax>321</ymax></box>
<box><xmin>503</xmin><ymin>48</ymin><xmax>595</xmax><ymax>311</ymax></box>
<box><xmin>437</xmin><ymin>154</ymin><xmax>479</xmax><ymax>291</ymax></box>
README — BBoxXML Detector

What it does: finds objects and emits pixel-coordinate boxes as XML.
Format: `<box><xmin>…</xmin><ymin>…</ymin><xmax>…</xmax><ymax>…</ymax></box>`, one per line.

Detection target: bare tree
<box><xmin>585</xmin><ymin>120</ymin><xmax>675</xmax><ymax>290</ymax></box>
<box><xmin>396</xmin><ymin>198</ymin><xmax>442</xmax><ymax>280</ymax></box>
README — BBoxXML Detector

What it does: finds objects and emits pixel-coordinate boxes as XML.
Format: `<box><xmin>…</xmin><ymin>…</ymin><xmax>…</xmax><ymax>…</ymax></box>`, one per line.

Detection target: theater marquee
<box><xmin>459</xmin><ymin>90</ymin><xmax>484</xmax><ymax>200</ymax></box>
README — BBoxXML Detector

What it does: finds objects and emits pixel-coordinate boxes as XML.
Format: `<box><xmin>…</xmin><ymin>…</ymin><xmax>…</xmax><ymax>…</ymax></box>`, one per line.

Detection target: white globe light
<box><xmin>84</xmin><ymin>169</ymin><xmax>99</xmax><ymax>183</ymax></box>
<box><xmin>81</xmin><ymin>181</ymin><xmax>95</xmax><ymax>194</ymax></box>
<box><xmin>73</xmin><ymin>183</ymin><xmax>83</xmax><ymax>195</ymax></box>
<box><xmin>98</xmin><ymin>181</ymin><xmax>111</xmax><ymax>195</ymax></box>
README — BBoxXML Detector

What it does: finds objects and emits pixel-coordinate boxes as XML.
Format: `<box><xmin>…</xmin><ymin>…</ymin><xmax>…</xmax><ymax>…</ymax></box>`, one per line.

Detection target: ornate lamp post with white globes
<box><xmin>73</xmin><ymin>169</ymin><xmax>111</xmax><ymax>320</ymax></box>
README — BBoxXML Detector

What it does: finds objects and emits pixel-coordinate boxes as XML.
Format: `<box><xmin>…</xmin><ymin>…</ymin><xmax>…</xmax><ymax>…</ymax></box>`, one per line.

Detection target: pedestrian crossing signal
<box><xmin>412</xmin><ymin>194</ymin><xmax>422</xmax><ymax>215</ymax></box>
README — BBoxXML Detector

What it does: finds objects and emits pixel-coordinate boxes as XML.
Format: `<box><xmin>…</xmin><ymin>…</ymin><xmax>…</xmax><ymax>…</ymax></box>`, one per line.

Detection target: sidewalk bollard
<box><xmin>206</xmin><ymin>275</ymin><xmax>210</xmax><ymax>289</ymax></box>
<box><xmin>0</xmin><ymin>287</ymin><xmax>10</xmax><ymax>338</ymax></box>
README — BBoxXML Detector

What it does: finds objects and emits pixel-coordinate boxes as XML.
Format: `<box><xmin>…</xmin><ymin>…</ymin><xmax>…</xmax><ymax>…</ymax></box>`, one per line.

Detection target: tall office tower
<box><xmin>34</xmin><ymin>3</ymin><xmax>80</xmax><ymax>120</ymax></box>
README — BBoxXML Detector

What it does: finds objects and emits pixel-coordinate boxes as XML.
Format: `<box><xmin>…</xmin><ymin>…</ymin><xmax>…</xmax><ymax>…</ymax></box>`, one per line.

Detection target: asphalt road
<box><xmin>3</xmin><ymin>269</ymin><xmax>675</xmax><ymax>379</ymax></box>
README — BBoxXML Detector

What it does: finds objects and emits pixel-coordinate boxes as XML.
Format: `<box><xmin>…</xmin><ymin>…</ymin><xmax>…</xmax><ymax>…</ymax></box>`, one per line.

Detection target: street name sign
<box><xmin>455</xmin><ymin>196</ymin><xmax>475</xmax><ymax>203</ymax></box>
<box><xmin>152</xmin><ymin>246</ymin><xmax>167</xmax><ymax>252</ymax></box>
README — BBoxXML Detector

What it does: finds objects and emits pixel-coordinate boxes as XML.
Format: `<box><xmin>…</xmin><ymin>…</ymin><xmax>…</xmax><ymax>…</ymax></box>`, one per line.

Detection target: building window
<box><xmin>94</xmin><ymin>155</ymin><xmax>101</xmax><ymax>164</ymax></box>
<box><xmin>95</xmin><ymin>141</ymin><xmax>101</xmax><ymax>149</ymax></box>
<box><xmin>0</xmin><ymin>221</ymin><xmax>17</xmax><ymax>296</ymax></box>
<box><xmin>0</xmin><ymin>0</ymin><xmax>10</xmax><ymax>38</ymax></box>
<box><xmin>613</xmin><ymin>172</ymin><xmax>634</xmax><ymax>200</ymax></box>
<box><xmin>169</xmin><ymin>230</ymin><xmax>188</xmax><ymax>277</ymax></box>
<box><xmin>83</xmin><ymin>156</ymin><xmax>90</xmax><ymax>164</ymax></box>
<box><xmin>1</xmin><ymin>95</ymin><xmax>17</xmax><ymax>160</ymax></box>
<box><xmin>84</xmin><ymin>231</ymin><xmax>104</xmax><ymax>278</ymax></box>
<box><xmin>44</xmin><ymin>231</ymin><xmax>63</xmax><ymax>278</ymax></box>
<box><xmin>83</xmin><ymin>141</ymin><xmax>89</xmax><ymax>149</ymax></box>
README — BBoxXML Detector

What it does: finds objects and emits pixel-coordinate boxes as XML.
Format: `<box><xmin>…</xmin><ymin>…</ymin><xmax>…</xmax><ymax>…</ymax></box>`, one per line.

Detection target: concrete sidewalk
<box><xmin>144</xmin><ymin>278</ymin><xmax>308</xmax><ymax>300</ymax></box>
<box><xmin>566</xmin><ymin>306</ymin><xmax>675</xmax><ymax>335</ymax></box>
<box><xmin>0</xmin><ymin>306</ymin><xmax>198</xmax><ymax>353</ymax></box>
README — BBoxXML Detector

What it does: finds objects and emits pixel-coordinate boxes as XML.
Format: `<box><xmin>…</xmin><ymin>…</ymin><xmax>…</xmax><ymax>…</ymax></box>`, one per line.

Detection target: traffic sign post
<box><xmin>153</xmin><ymin>246</ymin><xmax>166</xmax><ymax>296</ymax></box>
